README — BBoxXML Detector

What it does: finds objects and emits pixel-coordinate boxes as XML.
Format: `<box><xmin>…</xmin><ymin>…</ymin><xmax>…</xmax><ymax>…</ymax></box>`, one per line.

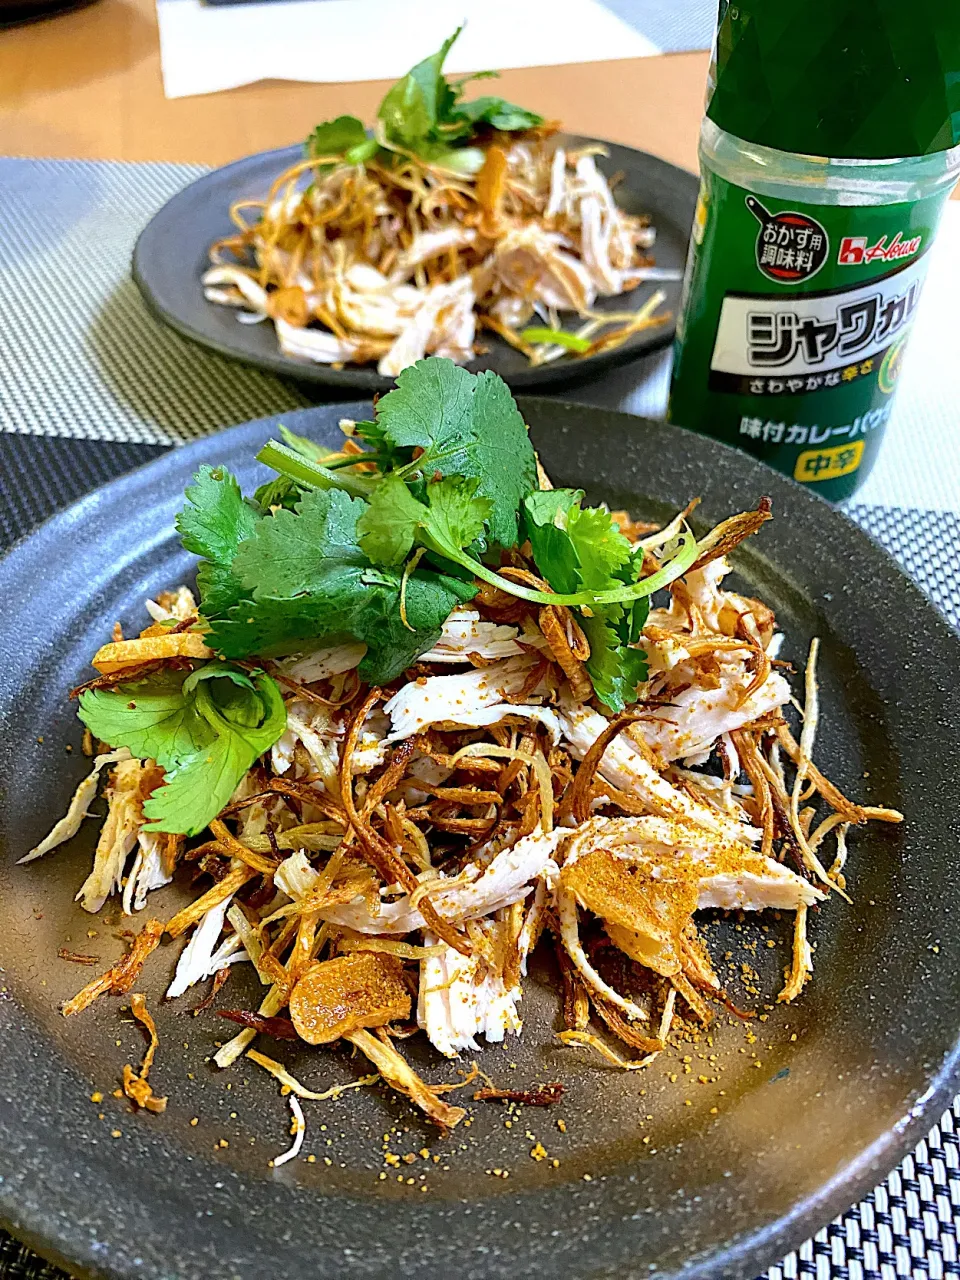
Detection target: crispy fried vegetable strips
<box><xmin>122</xmin><ymin>994</ymin><xmax>168</xmax><ymax>1113</ymax></box>
<box><xmin>62</xmin><ymin>919</ymin><xmax>164</xmax><ymax>1017</ymax></box>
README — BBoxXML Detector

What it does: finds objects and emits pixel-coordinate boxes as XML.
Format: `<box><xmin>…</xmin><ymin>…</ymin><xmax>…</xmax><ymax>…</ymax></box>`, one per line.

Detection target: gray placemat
<box><xmin>1</xmin><ymin>154</ymin><xmax>959</xmax><ymax>1280</ymax></box>
<box><xmin>601</xmin><ymin>0</ymin><xmax>717</xmax><ymax>52</ymax></box>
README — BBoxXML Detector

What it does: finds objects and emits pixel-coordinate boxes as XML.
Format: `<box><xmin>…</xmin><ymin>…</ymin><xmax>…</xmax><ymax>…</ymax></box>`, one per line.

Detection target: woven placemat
<box><xmin>0</xmin><ymin>154</ymin><xmax>958</xmax><ymax>1280</ymax></box>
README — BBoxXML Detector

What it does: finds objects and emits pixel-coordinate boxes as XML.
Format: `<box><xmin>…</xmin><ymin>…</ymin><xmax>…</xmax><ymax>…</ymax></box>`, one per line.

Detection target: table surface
<box><xmin>0</xmin><ymin>0</ymin><xmax>710</xmax><ymax>167</ymax></box>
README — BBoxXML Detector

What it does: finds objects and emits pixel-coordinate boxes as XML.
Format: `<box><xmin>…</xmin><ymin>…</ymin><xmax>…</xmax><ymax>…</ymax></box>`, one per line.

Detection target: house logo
<box><xmin>838</xmin><ymin>232</ymin><xmax>923</xmax><ymax>267</ymax></box>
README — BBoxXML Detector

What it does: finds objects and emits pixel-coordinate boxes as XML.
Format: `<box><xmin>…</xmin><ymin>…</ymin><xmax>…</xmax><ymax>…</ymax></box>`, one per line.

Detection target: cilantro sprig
<box><xmin>166</xmin><ymin>358</ymin><xmax>701</xmax><ymax>716</ymax></box>
<box><xmin>183</xmin><ymin>476</ymin><xmax>475</xmax><ymax>684</ymax></box>
<box><xmin>306</xmin><ymin>28</ymin><xmax>543</xmax><ymax>175</ymax></box>
<box><xmin>78</xmin><ymin>665</ymin><xmax>286</xmax><ymax>836</ymax></box>
<box><xmin>523</xmin><ymin>490</ymin><xmax>652</xmax><ymax>711</ymax></box>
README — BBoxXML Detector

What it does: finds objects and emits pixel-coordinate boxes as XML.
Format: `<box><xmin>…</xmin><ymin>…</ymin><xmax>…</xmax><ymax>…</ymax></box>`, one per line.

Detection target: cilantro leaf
<box><xmin>78</xmin><ymin>666</ymin><xmax>286</xmax><ymax>835</ymax></box>
<box><xmin>350</xmin><ymin>418</ymin><xmax>385</xmax><ymax>446</ymax></box>
<box><xmin>79</xmin><ymin>669</ymin><xmax>211</xmax><ymax>766</ymax></box>
<box><xmin>192</xmin><ymin>669</ymin><xmax>286</xmax><ymax>752</ymax></box>
<box><xmin>522</xmin><ymin>488</ymin><xmax>651</xmax><ymax>711</ymax></box>
<box><xmin>379</xmin><ymin>71</ymin><xmax>433</xmax><ymax>148</ymax></box>
<box><xmin>205</xmin><ymin>596</ymin><xmax>350</xmax><ymax>663</ymax></box>
<box><xmin>193</xmin><ymin>358</ymin><xmax>698</xmax><ymax>709</ymax></box>
<box><xmin>468</xmin><ymin>370</ymin><xmax>538</xmax><ymax>547</ymax></box>
<box><xmin>524</xmin><ymin>490</ymin><xmax>634</xmax><ymax>595</ymax></box>
<box><xmin>141</xmin><ymin>734</ymin><xmax>246</xmax><ymax>836</ymax></box>
<box><xmin>564</xmin><ymin>504</ymin><xmax>634</xmax><ymax>590</ymax></box>
<box><xmin>176</xmin><ymin>466</ymin><xmax>258</xmax><ymax>618</ymax></box>
<box><xmin>201</xmin><ymin>482</ymin><xmax>475</xmax><ymax>681</ymax></box>
<box><xmin>306</xmin><ymin>115</ymin><xmax>368</xmax><ymax>159</ymax></box>
<box><xmin>351</xmin><ymin>565</ymin><xmax>476</xmax><ymax>683</ymax></box>
<box><xmin>206</xmin><ymin>566</ymin><xmax>474</xmax><ymax>683</ymax></box>
<box><xmin>303</xmin><ymin>32</ymin><xmax>544</xmax><ymax>176</ymax></box>
<box><xmin>144</xmin><ymin>671</ymin><xmax>285</xmax><ymax>834</ymax></box>
<box><xmin>182</xmin><ymin>665</ymin><xmax>258</xmax><ymax>696</ymax></box>
<box><xmin>233</xmin><ymin>488</ymin><xmax>368</xmax><ymax>598</ymax></box>
<box><xmin>454</xmin><ymin>96</ymin><xmax>543</xmax><ymax>131</ymax></box>
<box><xmin>581</xmin><ymin>608</ymin><xmax>650</xmax><ymax>715</ymax></box>
<box><xmin>370</xmin><ymin>31</ymin><xmax>541</xmax><ymax>169</ymax></box>
<box><xmin>522</xmin><ymin>489</ymin><xmax>584</xmax><ymax>595</ymax></box>
<box><xmin>177</xmin><ymin>465</ymin><xmax>258</xmax><ymax>566</ymax></box>
<box><xmin>425</xmin><ymin>476</ymin><xmax>492</xmax><ymax>551</ymax></box>
<box><xmin>623</xmin><ymin>596</ymin><xmax>650</xmax><ymax>646</ymax></box>
<box><xmin>378</xmin><ymin>28</ymin><xmax>461</xmax><ymax>147</ymax></box>
<box><xmin>376</xmin><ymin>357</ymin><xmax>476</xmax><ymax>456</ymax></box>
<box><xmin>356</xmin><ymin>473</ymin><xmax>427</xmax><ymax>566</ymax></box>
<box><xmin>523</xmin><ymin>489</ymin><xmax>583</xmax><ymax>525</ymax></box>
<box><xmin>375</xmin><ymin>359</ymin><xmax>536</xmax><ymax>549</ymax></box>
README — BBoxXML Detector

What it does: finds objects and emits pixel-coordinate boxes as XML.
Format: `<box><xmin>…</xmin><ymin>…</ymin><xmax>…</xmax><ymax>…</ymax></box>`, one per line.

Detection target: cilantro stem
<box><xmin>344</xmin><ymin>138</ymin><xmax>380</xmax><ymax>165</ymax></box>
<box><xmin>424</xmin><ymin>527</ymin><xmax>700</xmax><ymax>608</ymax></box>
<box><xmin>256</xmin><ymin>441</ymin><xmax>375</xmax><ymax>500</ymax></box>
<box><xmin>324</xmin><ymin>453</ymin><xmax>387</xmax><ymax>470</ymax></box>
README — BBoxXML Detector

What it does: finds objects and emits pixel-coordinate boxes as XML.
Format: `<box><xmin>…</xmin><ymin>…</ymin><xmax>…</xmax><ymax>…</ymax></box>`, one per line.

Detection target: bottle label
<box><xmin>669</xmin><ymin>166</ymin><xmax>953</xmax><ymax>501</ymax></box>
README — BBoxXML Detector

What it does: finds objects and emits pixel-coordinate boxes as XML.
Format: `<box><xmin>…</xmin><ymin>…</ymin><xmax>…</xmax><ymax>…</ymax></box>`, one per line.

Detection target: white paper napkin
<box><xmin>156</xmin><ymin>0</ymin><xmax>659</xmax><ymax>101</ymax></box>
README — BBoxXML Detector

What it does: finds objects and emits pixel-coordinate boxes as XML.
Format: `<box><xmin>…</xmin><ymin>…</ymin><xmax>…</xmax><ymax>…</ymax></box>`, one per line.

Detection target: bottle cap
<box><xmin>706</xmin><ymin>0</ymin><xmax>960</xmax><ymax>160</ymax></box>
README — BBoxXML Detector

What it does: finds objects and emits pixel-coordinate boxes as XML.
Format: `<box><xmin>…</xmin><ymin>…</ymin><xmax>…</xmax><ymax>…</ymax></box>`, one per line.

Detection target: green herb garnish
<box><xmin>175</xmin><ymin>359</ymin><xmax>697</xmax><ymax>708</ymax></box>
<box><xmin>78</xmin><ymin>665</ymin><xmax>286</xmax><ymax>836</ymax></box>
<box><xmin>305</xmin><ymin>28</ymin><xmax>543</xmax><ymax>174</ymax></box>
<box><xmin>522</xmin><ymin>489</ymin><xmax>653</xmax><ymax>712</ymax></box>
<box><xmin>521</xmin><ymin>328</ymin><xmax>592</xmax><ymax>353</ymax></box>
<box><xmin>87</xmin><ymin>356</ymin><xmax>704</xmax><ymax>826</ymax></box>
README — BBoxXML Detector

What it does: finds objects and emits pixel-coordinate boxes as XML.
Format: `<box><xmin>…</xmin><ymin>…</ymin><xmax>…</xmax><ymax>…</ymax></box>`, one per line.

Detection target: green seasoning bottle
<box><xmin>668</xmin><ymin>0</ymin><xmax>960</xmax><ymax>501</ymax></box>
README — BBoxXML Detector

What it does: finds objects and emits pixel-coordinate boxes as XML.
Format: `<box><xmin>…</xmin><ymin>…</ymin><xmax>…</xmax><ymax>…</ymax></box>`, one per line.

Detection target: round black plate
<box><xmin>1</xmin><ymin>401</ymin><xmax>958</xmax><ymax>1280</ymax></box>
<box><xmin>132</xmin><ymin>139</ymin><xmax>697</xmax><ymax>393</ymax></box>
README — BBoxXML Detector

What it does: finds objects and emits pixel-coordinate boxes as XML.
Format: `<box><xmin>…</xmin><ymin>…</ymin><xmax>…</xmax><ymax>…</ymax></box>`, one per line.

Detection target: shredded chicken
<box><xmin>383</xmin><ymin>655</ymin><xmax>537</xmax><ymax>740</ymax></box>
<box><xmin>166</xmin><ymin>894</ymin><xmax>247</xmax><ymax>999</ymax></box>
<box><xmin>557</xmin><ymin>691</ymin><xmax>760</xmax><ymax>845</ymax></box>
<box><xmin>20</xmin><ymin>748</ymin><xmax>132</xmax><ymax>863</ymax></box>
<box><xmin>418</xmin><ymin>912</ymin><xmax>529</xmax><ymax>1057</ymax></box>
<box><xmin>315</xmin><ymin>829</ymin><xmax>563</xmax><ymax>934</ymax></box>
<box><xmin>418</xmin><ymin>609</ymin><xmax>524</xmax><ymax>663</ymax></box>
<box><xmin>76</xmin><ymin>758</ymin><xmax>163</xmax><ymax>913</ymax></box>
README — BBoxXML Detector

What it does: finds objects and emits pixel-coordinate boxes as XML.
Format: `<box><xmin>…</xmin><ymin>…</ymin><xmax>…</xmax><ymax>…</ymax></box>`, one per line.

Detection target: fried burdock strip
<box><xmin>209</xmin><ymin>819</ymin><xmax>281</xmax><ymax>876</ymax></box>
<box><xmin>563</xmin><ymin>709</ymin><xmax>645</xmax><ymax>825</ymax></box>
<box><xmin>686</xmin><ymin>498</ymin><xmax>773</xmax><ymax>573</ymax></box>
<box><xmin>474</xmin><ymin>1082</ymin><xmax>564</xmax><ymax>1106</ymax></box>
<box><xmin>348</xmin><ymin>1029</ymin><xmax>466</xmax><ymax>1130</ymax></box>
<box><xmin>730</xmin><ymin>728</ymin><xmax>775</xmax><ymax>859</ymax></box>
<box><xmin>774</xmin><ymin>722</ymin><xmax>902</xmax><ymax>826</ymax></box>
<box><xmin>121</xmin><ymin>993</ymin><xmax>167</xmax><ymax>1113</ymax></box>
<box><xmin>339</xmin><ymin>689</ymin><xmax>470</xmax><ymax>956</ymax></box>
<box><xmin>62</xmin><ymin>918</ymin><xmax>164</xmax><ymax>1017</ymax></box>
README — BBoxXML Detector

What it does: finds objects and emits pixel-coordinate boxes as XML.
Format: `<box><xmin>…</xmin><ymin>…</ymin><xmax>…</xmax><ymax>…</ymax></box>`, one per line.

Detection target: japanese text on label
<box><xmin>709</xmin><ymin>253</ymin><xmax>927</xmax><ymax>385</ymax></box>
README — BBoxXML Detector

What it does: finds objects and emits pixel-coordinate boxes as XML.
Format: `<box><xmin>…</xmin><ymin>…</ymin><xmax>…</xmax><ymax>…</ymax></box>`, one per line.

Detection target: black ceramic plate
<box><xmin>1</xmin><ymin>400</ymin><xmax>958</xmax><ymax>1280</ymax></box>
<box><xmin>132</xmin><ymin>139</ymin><xmax>697</xmax><ymax>393</ymax></box>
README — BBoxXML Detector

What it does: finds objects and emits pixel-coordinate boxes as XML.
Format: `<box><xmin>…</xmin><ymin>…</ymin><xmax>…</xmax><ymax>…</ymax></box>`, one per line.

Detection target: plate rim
<box><xmin>2</xmin><ymin>399</ymin><xmax>959</xmax><ymax>1280</ymax></box>
<box><xmin>130</xmin><ymin>137</ymin><xmax>698</xmax><ymax>393</ymax></box>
